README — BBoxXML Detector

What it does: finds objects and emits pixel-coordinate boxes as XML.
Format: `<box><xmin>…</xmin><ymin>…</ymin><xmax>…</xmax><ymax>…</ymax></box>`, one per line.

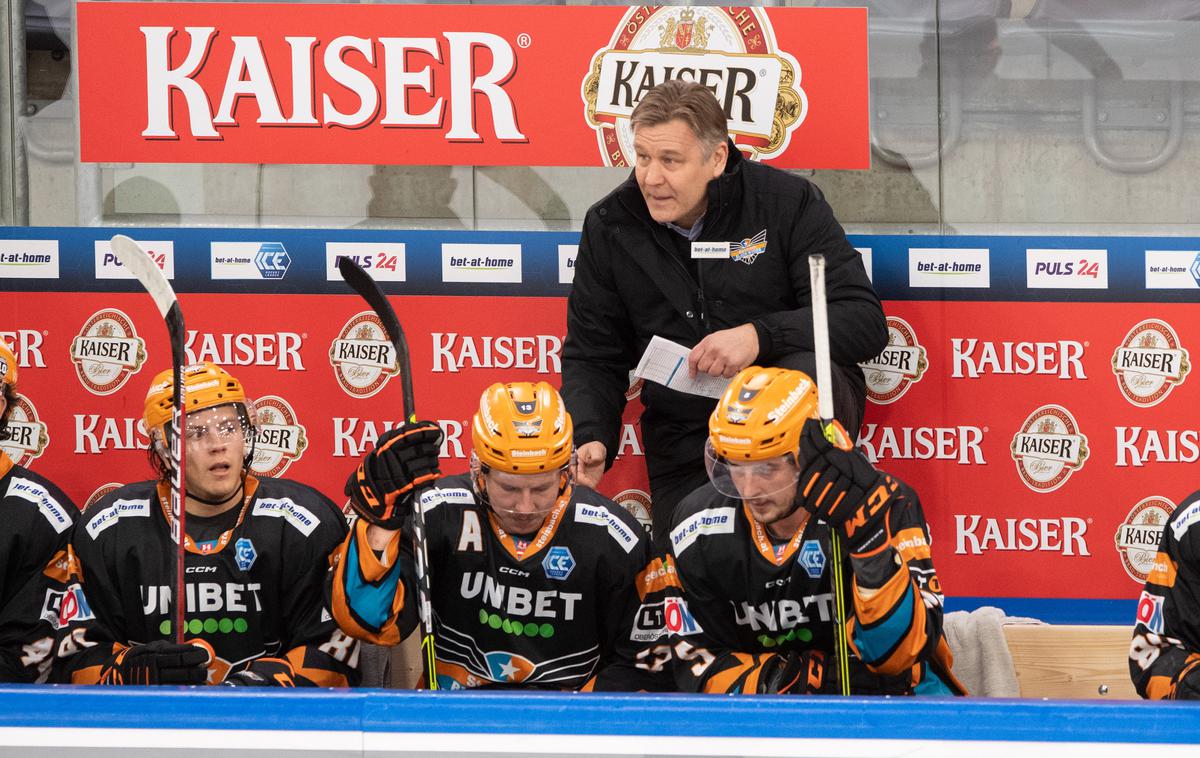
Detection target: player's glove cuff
<box><xmin>223</xmin><ymin>657</ymin><xmax>298</xmax><ymax>687</ymax></box>
<box><xmin>797</xmin><ymin>419</ymin><xmax>896</xmax><ymax>553</ymax></box>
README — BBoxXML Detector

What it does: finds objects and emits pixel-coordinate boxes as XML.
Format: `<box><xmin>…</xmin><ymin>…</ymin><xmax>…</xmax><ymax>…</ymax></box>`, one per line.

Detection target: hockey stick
<box><xmin>808</xmin><ymin>253</ymin><xmax>852</xmax><ymax>696</ymax></box>
<box><xmin>336</xmin><ymin>255</ymin><xmax>439</xmax><ymax>690</ymax></box>
<box><xmin>110</xmin><ymin>235</ymin><xmax>188</xmax><ymax>644</ymax></box>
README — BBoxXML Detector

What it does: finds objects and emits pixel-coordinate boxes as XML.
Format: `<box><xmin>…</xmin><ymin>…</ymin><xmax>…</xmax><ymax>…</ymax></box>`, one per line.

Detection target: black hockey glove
<box><xmin>346</xmin><ymin>420</ymin><xmax>443</xmax><ymax>529</ymax></box>
<box><xmin>99</xmin><ymin>640</ymin><xmax>209</xmax><ymax>685</ymax></box>
<box><xmin>757</xmin><ymin>650</ymin><xmax>826</xmax><ymax>694</ymax></box>
<box><xmin>798</xmin><ymin>418</ymin><xmax>898</xmax><ymax>556</ymax></box>
<box><xmin>223</xmin><ymin>657</ymin><xmax>298</xmax><ymax>687</ymax></box>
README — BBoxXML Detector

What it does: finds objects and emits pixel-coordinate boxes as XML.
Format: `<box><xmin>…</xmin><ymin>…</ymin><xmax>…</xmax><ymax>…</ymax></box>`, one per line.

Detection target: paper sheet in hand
<box><xmin>634</xmin><ymin>336</ymin><xmax>730</xmax><ymax>399</ymax></box>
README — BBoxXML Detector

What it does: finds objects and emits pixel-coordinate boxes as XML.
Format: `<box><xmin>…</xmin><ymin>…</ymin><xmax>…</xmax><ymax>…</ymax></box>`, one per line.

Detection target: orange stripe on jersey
<box><xmin>579</xmin><ymin>676</ymin><xmax>597</xmax><ymax>692</ymax></box>
<box><xmin>892</xmin><ymin>527</ymin><xmax>931</xmax><ymax>563</ymax></box>
<box><xmin>71</xmin><ymin>663</ymin><xmax>108</xmax><ymax>685</ymax></box>
<box><xmin>352</xmin><ymin>519</ymin><xmax>402</xmax><ymax>583</ymax></box>
<box><xmin>852</xmin><ymin>562</ymin><xmax>910</xmax><ymax>626</ymax></box>
<box><xmin>702</xmin><ymin>653</ymin><xmax>757</xmax><ymax>694</ymax></box>
<box><xmin>636</xmin><ymin>556</ymin><xmax>683</xmax><ymax>601</ymax></box>
<box><xmin>874</xmin><ymin>595</ymin><xmax>928</xmax><ymax>676</ymax></box>
<box><xmin>42</xmin><ymin>547</ymin><xmax>75</xmax><ymax>583</ymax></box>
<box><xmin>1147</xmin><ymin>551</ymin><xmax>1178</xmax><ymax>588</ymax></box>
<box><xmin>329</xmin><ymin>531</ymin><xmax>404</xmax><ymax>647</ymax></box>
<box><xmin>284</xmin><ymin>648</ymin><xmax>347</xmax><ymax>688</ymax></box>
<box><xmin>488</xmin><ymin>490</ymin><xmax>570</xmax><ymax>562</ymax></box>
<box><xmin>0</xmin><ymin>451</ymin><xmax>13</xmax><ymax>480</ymax></box>
<box><xmin>1146</xmin><ymin>674</ymin><xmax>1176</xmax><ymax>700</ymax></box>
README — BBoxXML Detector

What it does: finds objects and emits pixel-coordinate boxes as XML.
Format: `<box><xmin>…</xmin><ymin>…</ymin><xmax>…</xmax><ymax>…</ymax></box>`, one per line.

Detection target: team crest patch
<box><xmin>235</xmin><ymin>538</ymin><xmax>257</xmax><ymax>572</ymax></box>
<box><xmin>731</xmin><ymin>230</ymin><xmax>768</xmax><ymax>265</ymax></box>
<box><xmin>542</xmin><ymin>546</ymin><xmax>575</xmax><ymax>580</ymax></box>
<box><xmin>799</xmin><ymin>539</ymin><xmax>826</xmax><ymax>579</ymax></box>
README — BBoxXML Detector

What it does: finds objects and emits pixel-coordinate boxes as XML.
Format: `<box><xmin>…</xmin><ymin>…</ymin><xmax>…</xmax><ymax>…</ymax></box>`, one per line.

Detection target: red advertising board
<box><xmin>76</xmin><ymin>3</ymin><xmax>869</xmax><ymax>168</ymax></box>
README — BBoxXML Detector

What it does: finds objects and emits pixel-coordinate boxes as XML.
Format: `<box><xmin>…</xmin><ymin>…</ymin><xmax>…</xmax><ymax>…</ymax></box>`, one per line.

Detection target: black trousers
<box><xmin>645</xmin><ymin>353</ymin><xmax>864</xmax><ymax>554</ymax></box>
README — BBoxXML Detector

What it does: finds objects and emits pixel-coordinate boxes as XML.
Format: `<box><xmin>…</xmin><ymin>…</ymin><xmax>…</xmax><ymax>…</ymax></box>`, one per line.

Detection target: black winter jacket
<box><xmin>562</xmin><ymin>144</ymin><xmax>887</xmax><ymax>474</ymax></box>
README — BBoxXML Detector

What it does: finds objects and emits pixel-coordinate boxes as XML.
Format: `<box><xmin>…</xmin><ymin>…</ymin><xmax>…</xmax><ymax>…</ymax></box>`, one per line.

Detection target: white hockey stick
<box><xmin>808</xmin><ymin>253</ymin><xmax>851</xmax><ymax>696</ymax></box>
<box><xmin>110</xmin><ymin>235</ymin><xmax>188</xmax><ymax>644</ymax></box>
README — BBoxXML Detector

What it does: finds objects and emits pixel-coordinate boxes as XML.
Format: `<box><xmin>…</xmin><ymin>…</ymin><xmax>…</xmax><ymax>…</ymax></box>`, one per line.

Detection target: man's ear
<box><xmin>710</xmin><ymin>140</ymin><xmax>729</xmax><ymax>178</ymax></box>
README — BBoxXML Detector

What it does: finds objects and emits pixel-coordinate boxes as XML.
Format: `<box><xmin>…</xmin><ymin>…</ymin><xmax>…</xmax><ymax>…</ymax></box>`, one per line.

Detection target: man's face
<box><xmin>729</xmin><ymin>454</ymin><xmax>801</xmax><ymax>525</ymax></box>
<box><xmin>484</xmin><ymin>469</ymin><xmax>562</xmax><ymax>535</ymax></box>
<box><xmin>633</xmin><ymin>119</ymin><xmax>727</xmax><ymax>228</ymax></box>
<box><xmin>183</xmin><ymin>405</ymin><xmax>246</xmax><ymax>503</ymax></box>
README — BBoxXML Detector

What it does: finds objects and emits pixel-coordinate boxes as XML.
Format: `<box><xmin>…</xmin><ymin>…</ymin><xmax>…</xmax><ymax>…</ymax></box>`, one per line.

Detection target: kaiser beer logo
<box><xmin>861</xmin><ymin>317</ymin><xmax>927</xmax><ymax>404</ymax></box>
<box><xmin>1010</xmin><ymin>405</ymin><xmax>1089</xmax><ymax>493</ymax></box>
<box><xmin>615</xmin><ymin>488</ymin><xmax>653</xmax><ymax>534</ymax></box>
<box><xmin>582</xmin><ymin>6</ymin><xmax>805</xmax><ymax>167</ymax></box>
<box><xmin>70</xmin><ymin>309</ymin><xmax>147</xmax><ymax>395</ymax></box>
<box><xmin>1115</xmin><ymin>496</ymin><xmax>1174</xmax><ymax>584</ymax></box>
<box><xmin>329</xmin><ymin>312</ymin><xmax>398</xmax><ymax>398</ymax></box>
<box><xmin>1112</xmin><ymin>320</ymin><xmax>1190</xmax><ymax>408</ymax></box>
<box><xmin>84</xmin><ymin>482</ymin><xmax>122</xmax><ymax>510</ymax></box>
<box><xmin>250</xmin><ymin>395</ymin><xmax>308</xmax><ymax>478</ymax></box>
<box><xmin>1</xmin><ymin>394</ymin><xmax>49</xmax><ymax>465</ymax></box>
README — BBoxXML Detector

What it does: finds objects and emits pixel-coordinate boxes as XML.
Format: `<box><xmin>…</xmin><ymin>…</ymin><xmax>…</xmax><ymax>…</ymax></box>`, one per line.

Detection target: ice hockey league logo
<box><xmin>70</xmin><ymin>309</ymin><xmax>147</xmax><ymax>396</ymax></box>
<box><xmin>1112</xmin><ymin>319</ymin><xmax>1190</xmax><ymax>408</ymax></box>
<box><xmin>250</xmin><ymin>395</ymin><xmax>308</xmax><ymax>478</ymax></box>
<box><xmin>329</xmin><ymin>312</ymin><xmax>399</xmax><ymax>398</ymax></box>
<box><xmin>581</xmin><ymin>6</ymin><xmax>805</xmax><ymax>167</ymax></box>
<box><xmin>1010</xmin><ymin>404</ymin><xmax>1089</xmax><ymax>493</ymax></box>
<box><xmin>861</xmin><ymin>317</ymin><xmax>928</xmax><ymax>405</ymax></box>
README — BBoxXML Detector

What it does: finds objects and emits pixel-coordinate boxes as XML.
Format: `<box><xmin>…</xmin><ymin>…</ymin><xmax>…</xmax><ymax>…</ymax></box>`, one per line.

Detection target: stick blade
<box><xmin>110</xmin><ymin>235</ymin><xmax>177</xmax><ymax>318</ymax></box>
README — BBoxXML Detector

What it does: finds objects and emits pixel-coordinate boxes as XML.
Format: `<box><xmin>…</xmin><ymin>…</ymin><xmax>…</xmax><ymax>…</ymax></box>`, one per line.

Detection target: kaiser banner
<box><xmin>75</xmin><ymin>3</ymin><xmax>869</xmax><ymax>168</ymax></box>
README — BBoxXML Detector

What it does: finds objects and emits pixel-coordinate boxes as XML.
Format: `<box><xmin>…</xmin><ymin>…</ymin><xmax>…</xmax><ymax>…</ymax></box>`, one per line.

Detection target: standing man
<box><xmin>648</xmin><ymin>366</ymin><xmax>961</xmax><ymax>695</ymax></box>
<box><xmin>65</xmin><ymin>362</ymin><xmax>358</xmax><ymax>686</ymax></box>
<box><xmin>1129</xmin><ymin>488</ymin><xmax>1200</xmax><ymax>699</ymax></box>
<box><xmin>563</xmin><ymin>80</ymin><xmax>886</xmax><ymax>548</ymax></box>
<box><xmin>330</xmin><ymin>381</ymin><xmax>667</xmax><ymax>691</ymax></box>
<box><xmin>0</xmin><ymin>339</ymin><xmax>80</xmax><ymax>682</ymax></box>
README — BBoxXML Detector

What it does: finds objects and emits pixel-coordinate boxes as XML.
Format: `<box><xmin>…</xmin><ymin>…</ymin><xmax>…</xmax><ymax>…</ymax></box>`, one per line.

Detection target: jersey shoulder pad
<box><xmin>571</xmin><ymin>492</ymin><xmax>644</xmax><ymax>555</ymax></box>
<box><xmin>80</xmin><ymin>481</ymin><xmax>157</xmax><ymax>542</ymax></box>
<box><xmin>3</xmin><ymin>465</ymin><xmax>76</xmax><ymax>535</ymax></box>
<box><xmin>669</xmin><ymin>491</ymin><xmax>738</xmax><ymax>557</ymax></box>
<box><xmin>1168</xmin><ymin>489</ymin><xmax>1200</xmax><ymax>544</ymax></box>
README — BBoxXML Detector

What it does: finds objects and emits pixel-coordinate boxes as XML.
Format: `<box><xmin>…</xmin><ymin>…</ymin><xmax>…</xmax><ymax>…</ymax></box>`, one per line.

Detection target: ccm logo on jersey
<box><xmin>631</xmin><ymin>598</ymin><xmax>704</xmax><ymax>642</ymax></box>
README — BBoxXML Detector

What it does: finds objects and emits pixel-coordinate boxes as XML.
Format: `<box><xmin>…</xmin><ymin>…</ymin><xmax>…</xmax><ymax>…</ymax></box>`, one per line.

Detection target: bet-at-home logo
<box><xmin>582</xmin><ymin>6</ymin><xmax>805</xmax><ymax>167</ymax></box>
<box><xmin>250</xmin><ymin>395</ymin><xmax>307</xmax><ymax>478</ymax></box>
<box><xmin>70</xmin><ymin>309</ymin><xmax>147</xmax><ymax>396</ymax></box>
<box><xmin>1010</xmin><ymin>404</ymin><xmax>1089</xmax><ymax>493</ymax></box>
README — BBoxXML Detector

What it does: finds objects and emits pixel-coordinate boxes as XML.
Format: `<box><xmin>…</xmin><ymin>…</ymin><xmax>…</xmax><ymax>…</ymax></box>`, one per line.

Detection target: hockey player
<box><xmin>653</xmin><ymin>366</ymin><xmax>963</xmax><ymax>695</ymax></box>
<box><xmin>66</xmin><ymin>362</ymin><xmax>358</xmax><ymax>686</ymax></box>
<box><xmin>0</xmin><ymin>339</ymin><xmax>81</xmax><ymax>682</ymax></box>
<box><xmin>330</xmin><ymin>381</ymin><xmax>666</xmax><ymax>691</ymax></box>
<box><xmin>1129</xmin><ymin>488</ymin><xmax>1200</xmax><ymax>699</ymax></box>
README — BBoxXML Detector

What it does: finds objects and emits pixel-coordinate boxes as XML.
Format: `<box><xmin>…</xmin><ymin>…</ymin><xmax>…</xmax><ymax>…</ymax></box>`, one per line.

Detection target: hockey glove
<box><xmin>346</xmin><ymin>420</ymin><xmax>443</xmax><ymax>529</ymax></box>
<box><xmin>223</xmin><ymin>657</ymin><xmax>298</xmax><ymax>687</ymax></box>
<box><xmin>99</xmin><ymin>640</ymin><xmax>209</xmax><ymax>685</ymax></box>
<box><xmin>757</xmin><ymin>650</ymin><xmax>826</xmax><ymax>694</ymax></box>
<box><xmin>798</xmin><ymin>418</ymin><xmax>898</xmax><ymax>556</ymax></box>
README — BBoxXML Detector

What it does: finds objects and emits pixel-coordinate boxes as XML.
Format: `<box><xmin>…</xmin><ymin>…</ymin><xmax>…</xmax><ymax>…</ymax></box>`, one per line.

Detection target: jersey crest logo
<box><xmin>799</xmin><ymin>539</ymin><xmax>826</xmax><ymax>579</ymax></box>
<box><xmin>731</xmin><ymin>230</ymin><xmax>768</xmax><ymax>265</ymax></box>
<box><xmin>235</xmin><ymin>538</ymin><xmax>257</xmax><ymax>571</ymax></box>
<box><xmin>542</xmin><ymin>546</ymin><xmax>575</xmax><ymax>581</ymax></box>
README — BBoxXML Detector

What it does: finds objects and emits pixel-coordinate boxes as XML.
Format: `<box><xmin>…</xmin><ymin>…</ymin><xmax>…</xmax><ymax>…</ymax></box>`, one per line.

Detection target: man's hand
<box><xmin>100</xmin><ymin>640</ymin><xmax>210</xmax><ymax>685</ymax></box>
<box><xmin>688</xmin><ymin>324</ymin><xmax>759</xmax><ymax>378</ymax></box>
<box><xmin>573</xmin><ymin>441</ymin><xmax>607</xmax><ymax>489</ymax></box>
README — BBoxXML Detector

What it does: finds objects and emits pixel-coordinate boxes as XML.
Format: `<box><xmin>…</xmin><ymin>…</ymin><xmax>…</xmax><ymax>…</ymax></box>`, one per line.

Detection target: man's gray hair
<box><xmin>630</xmin><ymin>80</ymin><xmax>729</xmax><ymax>154</ymax></box>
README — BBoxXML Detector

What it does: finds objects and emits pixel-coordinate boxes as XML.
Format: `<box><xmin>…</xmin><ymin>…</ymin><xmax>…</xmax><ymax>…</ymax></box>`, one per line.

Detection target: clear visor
<box><xmin>704</xmin><ymin>439</ymin><xmax>802</xmax><ymax>500</ymax></box>
<box><xmin>182</xmin><ymin>404</ymin><xmax>253</xmax><ymax>448</ymax></box>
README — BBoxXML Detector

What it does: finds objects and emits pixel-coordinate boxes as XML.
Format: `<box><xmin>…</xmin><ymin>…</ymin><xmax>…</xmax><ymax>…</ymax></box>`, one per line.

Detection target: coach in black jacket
<box><xmin>562</xmin><ymin>81</ymin><xmax>886</xmax><ymax>550</ymax></box>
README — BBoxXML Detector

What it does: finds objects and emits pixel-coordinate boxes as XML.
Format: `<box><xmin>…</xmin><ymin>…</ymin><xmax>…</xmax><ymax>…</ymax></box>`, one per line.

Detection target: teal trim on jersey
<box><xmin>345</xmin><ymin>536</ymin><xmax>402</xmax><ymax>631</ymax></box>
<box><xmin>915</xmin><ymin>667</ymin><xmax>955</xmax><ymax>696</ymax></box>
<box><xmin>851</xmin><ymin>582</ymin><xmax>914</xmax><ymax>664</ymax></box>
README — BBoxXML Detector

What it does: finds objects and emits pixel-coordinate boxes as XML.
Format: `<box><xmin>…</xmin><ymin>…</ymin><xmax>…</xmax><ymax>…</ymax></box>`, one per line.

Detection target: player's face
<box><xmin>633</xmin><ymin>119</ymin><xmax>727</xmax><ymax>228</ymax></box>
<box><xmin>730</xmin><ymin>454</ymin><xmax>802</xmax><ymax>523</ymax></box>
<box><xmin>183</xmin><ymin>405</ymin><xmax>246</xmax><ymax>503</ymax></box>
<box><xmin>484</xmin><ymin>469</ymin><xmax>562</xmax><ymax>534</ymax></box>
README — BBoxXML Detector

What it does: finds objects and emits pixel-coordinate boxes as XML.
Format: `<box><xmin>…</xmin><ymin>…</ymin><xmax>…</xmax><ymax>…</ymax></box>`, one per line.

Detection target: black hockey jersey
<box><xmin>330</xmin><ymin>473</ymin><xmax>667</xmax><ymax>691</ymax></box>
<box><xmin>1130</xmin><ymin>489</ymin><xmax>1200</xmax><ymax>699</ymax></box>
<box><xmin>66</xmin><ymin>476</ymin><xmax>359</xmax><ymax>686</ymax></box>
<box><xmin>656</xmin><ymin>480</ymin><xmax>963</xmax><ymax>695</ymax></box>
<box><xmin>0</xmin><ymin>452</ymin><xmax>80</xmax><ymax>682</ymax></box>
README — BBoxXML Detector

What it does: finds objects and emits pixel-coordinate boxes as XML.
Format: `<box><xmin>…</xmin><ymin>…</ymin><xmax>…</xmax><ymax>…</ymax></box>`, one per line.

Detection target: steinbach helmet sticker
<box><xmin>581</xmin><ymin>6</ymin><xmax>806</xmax><ymax>167</ymax></box>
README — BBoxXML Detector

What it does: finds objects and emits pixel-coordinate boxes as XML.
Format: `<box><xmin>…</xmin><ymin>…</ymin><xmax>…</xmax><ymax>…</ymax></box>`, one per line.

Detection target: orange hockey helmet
<box><xmin>471</xmin><ymin>381</ymin><xmax>573</xmax><ymax>474</ymax></box>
